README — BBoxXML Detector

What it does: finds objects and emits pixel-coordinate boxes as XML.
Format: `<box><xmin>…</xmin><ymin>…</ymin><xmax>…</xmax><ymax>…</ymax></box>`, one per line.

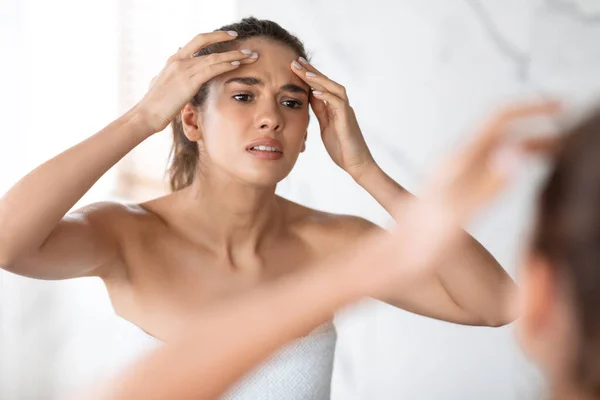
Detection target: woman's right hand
<box><xmin>135</xmin><ymin>31</ymin><xmax>258</xmax><ymax>134</ymax></box>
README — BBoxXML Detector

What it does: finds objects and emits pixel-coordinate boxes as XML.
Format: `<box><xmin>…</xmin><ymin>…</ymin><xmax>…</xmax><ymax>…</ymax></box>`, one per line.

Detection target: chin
<box><xmin>223</xmin><ymin>154</ymin><xmax>297</xmax><ymax>187</ymax></box>
<box><xmin>237</xmin><ymin>168</ymin><xmax>290</xmax><ymax>188</ymax></box>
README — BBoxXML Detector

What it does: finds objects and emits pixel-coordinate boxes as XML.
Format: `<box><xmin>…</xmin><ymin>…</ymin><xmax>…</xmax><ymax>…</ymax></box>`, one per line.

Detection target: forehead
<box><xmin>215</xmin><ymin>38</ymin><xmax>307</xmax><ymax>88</ymax></box>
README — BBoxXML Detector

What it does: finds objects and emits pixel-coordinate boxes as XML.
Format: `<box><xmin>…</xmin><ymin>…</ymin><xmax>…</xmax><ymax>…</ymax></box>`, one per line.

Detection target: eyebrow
<box><xmin>224</xmin><ymin>77</ymin><xmax>309</xmax><ymax>96</ymax></box>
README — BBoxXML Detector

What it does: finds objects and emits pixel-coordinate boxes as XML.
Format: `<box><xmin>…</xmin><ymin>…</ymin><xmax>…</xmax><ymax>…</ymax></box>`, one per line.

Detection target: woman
<box><xmin>0</xmin><ymin>17</ymin><xmax>515</xmax><ymax>398</ymax></box>
<box><xmin>93</xmin><ymin>101</ymin><xmax>560</xmax><ymax>400</ymax></box>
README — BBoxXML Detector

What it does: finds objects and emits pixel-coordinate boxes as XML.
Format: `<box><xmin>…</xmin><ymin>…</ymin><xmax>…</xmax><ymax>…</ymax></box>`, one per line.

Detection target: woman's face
<box><xmin>194</xmin><ymin>38</ymin><xmax>310</xmax><ymax>186</ymax></box>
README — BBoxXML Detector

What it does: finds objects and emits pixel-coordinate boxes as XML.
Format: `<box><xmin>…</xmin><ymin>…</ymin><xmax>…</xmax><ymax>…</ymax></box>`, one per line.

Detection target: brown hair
<box><xmin>533</xmin><ymin>108</ymin><xmax>600</xmax><ymax>395</ymax></box>
<box><xmin>168</xmin><ymin>17</ymin><xmax>309</xmax><ymax>191</ymax></box>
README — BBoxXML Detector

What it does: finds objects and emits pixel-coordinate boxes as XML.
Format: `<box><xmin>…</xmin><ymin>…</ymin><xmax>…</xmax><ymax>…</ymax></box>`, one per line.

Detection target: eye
<box><xmin>282</xmin><ymin>99</ymin><xmax>303</xmax><ymax>109</ymax></box>
<box><xmin>233</xmin><ymin>93</ymin><xmax>253</xmax><ymax>102</ymax></box>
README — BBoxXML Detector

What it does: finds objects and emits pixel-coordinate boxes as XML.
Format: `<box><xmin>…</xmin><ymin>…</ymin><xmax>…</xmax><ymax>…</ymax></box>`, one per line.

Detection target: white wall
<box><xmin>0</xmin><ymin>1</ymin><xmax>235</xmax><ymax>398</ymax></box>
<box><xmin>236</xmin><ymin>1</ymin><xmax>600</xmax><ymax>399</ymax></box>
<box><xmin>0</xmin><ymin>1</ymin><xmax>121</xmax><ymax>398</ymax></box>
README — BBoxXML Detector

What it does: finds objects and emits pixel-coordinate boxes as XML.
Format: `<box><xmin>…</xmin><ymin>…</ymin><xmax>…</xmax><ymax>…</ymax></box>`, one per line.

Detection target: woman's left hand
<box><xmin>291</xmin><ymin>57</ymin><xmax>375</xmax><ymax>178</ymax></box>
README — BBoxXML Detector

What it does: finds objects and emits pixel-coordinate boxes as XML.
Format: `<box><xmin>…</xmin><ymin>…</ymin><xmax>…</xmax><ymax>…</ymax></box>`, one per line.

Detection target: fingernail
<box><xmin>249</xmin><ymin>52</ymin><xmax>259</xmax><ymax>59</ymax></box>
<box><xmin>299</xmin><ymin>57</ymin><xmax>309</xmax><ymax>65</ymax></box>
<box><xmin>312</xmin><ymin>90</ymin><xmax>323</xmax><ymax>95</ymax></box>
<box><xmin>306</xmin><ymin>71</ymin><xmax>317</xmax><ymax>78</ymax></box>
<box><xmin>240</xmin><ymin>49</ymin><xmax>252</xmax><ymax>55</ymax></box>
<box><xmin>231</xmin><ymin>61</ymin><xmax>241</xmax><ymax>66</ymax></box>
<box><xmin>227</xmin><ymin>31</ymin><xmax>238</xmax><ymax>37</ymax></box>
<box><xmin>490</xmin><ymin>146</ymin><xmax>524</xmax><ymax>176</ymax></box>
<box><xmin>292</xmin><ymin>60</ymin><xmax>302</xmax><ymax>70</ymax></box>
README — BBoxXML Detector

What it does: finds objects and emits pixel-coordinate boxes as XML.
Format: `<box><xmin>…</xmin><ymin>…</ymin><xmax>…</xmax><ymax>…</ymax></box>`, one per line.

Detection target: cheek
<box><xmin>297</xmin><ymin>108</ymin><xmax>310</xmax><ymax>128</ymax></box>
<box><xmin>285</xmin><ymin>111</ymin><xmax>309</xmax><ymax>144</ymax></box>
<box><xmin>202</xmin><ymin>104</ymin><xmax>251</xmax><ymax>150</ymax></box>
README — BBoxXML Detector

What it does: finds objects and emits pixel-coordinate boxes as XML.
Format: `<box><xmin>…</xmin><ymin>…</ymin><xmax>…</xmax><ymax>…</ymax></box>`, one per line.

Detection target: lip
<box><xmin>245</xmin><ymin>138</ymin><xmax>284</xmax><ymax>160</ymax></box>
<box><xmin>245</xmin><ymin>137</ymin><xmax>284</xmax><ymax>153</ymax></box>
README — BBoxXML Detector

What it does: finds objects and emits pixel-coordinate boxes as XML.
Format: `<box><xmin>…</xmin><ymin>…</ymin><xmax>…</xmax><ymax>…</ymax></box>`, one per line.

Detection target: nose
<box><xmin>255</xmin><ymin>100</ymin><xmax>283</xmax><ymax>132</ymax></box>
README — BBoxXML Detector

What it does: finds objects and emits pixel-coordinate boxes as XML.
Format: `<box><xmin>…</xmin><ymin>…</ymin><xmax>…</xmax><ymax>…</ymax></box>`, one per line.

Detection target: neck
<box><xmin>176</xmin><ymin>169</ymin><xmax>284</xmax><ymax>261</ymax></box>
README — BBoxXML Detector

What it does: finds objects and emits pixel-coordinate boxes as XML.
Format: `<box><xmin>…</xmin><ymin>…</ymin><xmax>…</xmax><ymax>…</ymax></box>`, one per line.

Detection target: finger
<box><xmin>457</xmin><ymin>101</ymin><xmax>561</xmax><ymax>173</ymax></box>
<box><xmin>186</xmin><ymin>49</ymin><xmax>258</xmax><ymax>71</ymax></box>
<box><xmin>291</xmin><ymin>61</ymin><xmax>328</xmax><ymax>93</ymax></box>
<box><xmin>309</xmin><ymin>95</ymin><xmax>329</xmax><ymax>127</ymax></box>
<box><xmin>470</xmin><ymin>101</ymin><xmax>562</xmax><ymax>155</ymax></box>
<box><xmin>185</xmin><ymin>50</ymin><xmax>258</xmax><ymax>91</ymax></box>
<box><xmin>177</xmin><ymin>30</ymin><xmax>239</xmax><ymax>59</ymax></box>
<box><xmin>519</xmin><ymin>136</ymin><xmax>562</xmax><ymax>156</ymax></box>
<box><xmin>306</xmin><ymin>72</ymin><xmax>348</xmax><ymax>101</ymax></box>
<box><xmin>189</xmin><ymin>59</ymin><xmax>243</xmax><ymax>84</ymax></box>
<box><xmin>423</xmin><ymin>104</ymin><xmax>559</xmax><ymax>227</ymax></box>
<box><xmin>291</xmin><ymin>59</ymin><xmax>348</xmax><ymax>100</ymax></box>
<box><xmin>451</xmin><ymin>146</ymin><xmax>523</xmax><ymax>221</ymax></box>
<box><xmin>311</xmin><ymin>90</ymin><xmax>346</xmax><ymax>112</ymax></box>
<box><xmin>473</xmin><ymin>146</ymin><xmax>523</xmax><ymax>204</ymax></box>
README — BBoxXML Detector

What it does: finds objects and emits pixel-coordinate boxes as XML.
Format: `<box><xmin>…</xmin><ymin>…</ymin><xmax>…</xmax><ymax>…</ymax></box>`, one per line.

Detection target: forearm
<box><xmin>354</xmin><ymin>163</ymin><xmax>517</xmax><ymax>325</ymax></box>
<box><xmin>101</xmin><ymin>231</ymin><xmax>391</xmax><ymax>400</ymax></box>
<box><xmin>0</xmin><ymin>107</ymin><xmax>153</xmax><ymax>264</ymax></box>
<box><xmin>352</xmin><ymin>162</ymin><xmax>412</xmax><ymax>220</ymax></box>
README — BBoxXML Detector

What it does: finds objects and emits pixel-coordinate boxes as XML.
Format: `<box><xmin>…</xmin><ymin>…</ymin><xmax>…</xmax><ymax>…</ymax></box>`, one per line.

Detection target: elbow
<box><xmin>0</xmin><ymin>232</ymin><xmax>42</xmax><ymax>273</ymax></box>
<box><xmin>464</xmin><ymin>313</ymin><xmax>511</xmax><ymax>328</ymax></box>
<box><xmin>494</xmin><ymin>308</ymin><xmax>520</xmax><ymax>328</ymax></box>
<box><xmin>0</xmin><ymin>238</ymin><xmax>21</xmax><ymax>270</ymax></box>
<box><xmin>479</xmin><ymin>302</ymin><xmax>520</xmax><ymax>328</ymax></box>
<box><xmin>482</xmin><ymin>279</ymin><xmax>520</xmax><ymax>327</ymax></box>
<box><xmin>491</xmin><ymin>282</ymin><xmax>520</xmax><ymax>327</ymax></box>
<box><xmin>464</xmin><ymin>312</ymin><xmax>514</xmax><ymax>328</ymax></box>
<box><xmin>483</xmin><ymin>316</ymin><xmax>512</xmax><ymax>328</ymax></box>
<box><xmin>0</xmin><ymin>243</ymin><xmax>30</xmax><ymax>274</ymax></box>
<box><xmin>0</xmin><ymin>234</ymin><xmax>18</xmax><ymax>269</ymax></box>
<box><xmin>0</xmin><ymin>256</ymin><xmax>19</xmax><ymax>275</ymax></box>
<box><xmin>0</xmin><ymin>250</ymin><xmax>15</xmax><ymax>271</ymax></box>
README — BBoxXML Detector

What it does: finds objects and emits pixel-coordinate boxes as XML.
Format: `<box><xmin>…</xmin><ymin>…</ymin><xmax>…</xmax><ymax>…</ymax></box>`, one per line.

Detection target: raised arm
<box><xmin>0</xmin><ymin>111</ymin><xmax>150</xmax><ymax>279</ymax></box>
<box><xmin>290</xmin><ymin>60</ymin><xmax>559</xmax><ymax>327</ymax></box>
<box><xmin>0</xmin><ymin>31</ymin><xmax>256</xmax><ymax>279</ymax></box>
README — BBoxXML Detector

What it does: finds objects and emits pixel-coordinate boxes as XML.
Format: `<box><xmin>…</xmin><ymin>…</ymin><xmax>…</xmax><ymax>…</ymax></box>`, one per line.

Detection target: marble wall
<box><xmin>2</xmin><ymin>1</ymin><xmax>599</xmax><ymax>399</ymax></box>
<box><xmin>236</xmin><ymin>1</ymin><xmax>600</xmax><ymax>399</ymax></box>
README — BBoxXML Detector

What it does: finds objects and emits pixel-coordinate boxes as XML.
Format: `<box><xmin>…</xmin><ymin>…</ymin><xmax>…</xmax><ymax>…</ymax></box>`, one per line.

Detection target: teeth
<box><xmin>251</xmin><ymin>145</ymin><xmax>280</xmax><ymax>152</ymax></box>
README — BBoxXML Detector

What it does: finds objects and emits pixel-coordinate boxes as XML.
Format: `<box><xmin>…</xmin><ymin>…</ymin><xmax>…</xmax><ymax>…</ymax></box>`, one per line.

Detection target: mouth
<box><xmin>247</xmin><ymin>145</ymin><xmax>283</xmax><ymax>154</ymax></box>
<box><xmin>246</xmin><ymin>139</ymin><xmax>284</xmax><ymax>160</ymax></box>
<box><xmin>245</xmin><ymin>138</ymin><xmax>284</xmax><ymax>160</ymax></box>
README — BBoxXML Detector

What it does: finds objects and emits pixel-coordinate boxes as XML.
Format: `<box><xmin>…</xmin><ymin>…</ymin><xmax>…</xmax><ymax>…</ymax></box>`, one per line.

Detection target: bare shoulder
<box><xmin>279</xmin><ymin>197</ymin><xmax>383</xmax><ymax>251</ymax></box>
<box><xmin>72</xmin><ymin>200</ymin><xmax>144</xmax><ymax>218</ymax></box>
<box><xmin>71</xmin><ymin>200</ymin><xmax>154</xmax><ymax>228</ymax></box>
<box><xmin>70</xmin><ymin>199</ymin><xmax>168</xmax><ymax>249</ymax></box>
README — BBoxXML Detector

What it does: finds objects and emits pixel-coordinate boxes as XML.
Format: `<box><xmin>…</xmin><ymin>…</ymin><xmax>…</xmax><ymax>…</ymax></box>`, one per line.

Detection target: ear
<box><xmin>300</xmin><ymin>132</ymin><xmax>307</xmax><ymax>153</ymax></box>
<box><xmin>519</xmin><ymin>252</ymin><xmax>557</xmax><ymax>339</ymax></box>
<box><xmin>180</xmin><ymin>103</ymin><xmax>202</xmax><ymax>142</ymax></box>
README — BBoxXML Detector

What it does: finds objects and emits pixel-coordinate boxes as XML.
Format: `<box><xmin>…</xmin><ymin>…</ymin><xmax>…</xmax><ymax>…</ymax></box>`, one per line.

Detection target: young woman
<box><xmin>0</xmin><ymin>17</ymin><xmax>516</xmax><ymax>399</ymax></box>
<box><xmin>92</xmin><ymin>101</ymin><xmax>560</xmax><ymax>400</ymax></box>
